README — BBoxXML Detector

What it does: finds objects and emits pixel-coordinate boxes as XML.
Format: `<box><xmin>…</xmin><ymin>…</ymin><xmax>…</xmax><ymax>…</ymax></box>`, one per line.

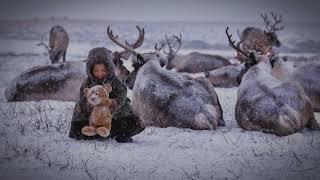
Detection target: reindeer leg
<box><xmin>63</xmin><ymin>51</ymin><xmax>66</xmax><ymax>62</ymax></box>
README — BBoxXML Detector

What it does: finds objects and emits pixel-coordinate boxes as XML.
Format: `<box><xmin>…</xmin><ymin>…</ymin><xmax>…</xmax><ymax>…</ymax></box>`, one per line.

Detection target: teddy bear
<box><xmin>81</xmin><ymin>84</ymin><xmax>113</xmax><ymax>137</ymax></box>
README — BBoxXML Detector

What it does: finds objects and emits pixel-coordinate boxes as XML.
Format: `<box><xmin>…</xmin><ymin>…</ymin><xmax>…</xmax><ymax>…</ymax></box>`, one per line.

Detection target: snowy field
<box><xmin>0</xmin><ymin>19</ymin><xmax>320</xmax><ymax>180</ymax></box>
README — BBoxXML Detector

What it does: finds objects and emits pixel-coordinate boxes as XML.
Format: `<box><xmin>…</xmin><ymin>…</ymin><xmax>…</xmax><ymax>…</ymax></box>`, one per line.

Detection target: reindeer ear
<box><xmin>103</xmin><ymin>84</ymin><xmax>112</xmax><ymax>93</ymax></box>
<box><xmin>83</xmin><ymin>88</ymin><xmax>90</xmax><ymax>97</ymax></box>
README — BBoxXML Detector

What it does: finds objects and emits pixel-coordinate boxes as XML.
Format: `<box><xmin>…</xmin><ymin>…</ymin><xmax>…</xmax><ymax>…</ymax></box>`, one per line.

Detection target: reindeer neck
<box><xmin>256</xmin><ymin>60</ymin><xmax>272</xmax><ymax>75</ymax></box>
<box><xmin>271</xmin><ymin>61</ymin><xmax>294</xmax><ymax>81</ymax></box>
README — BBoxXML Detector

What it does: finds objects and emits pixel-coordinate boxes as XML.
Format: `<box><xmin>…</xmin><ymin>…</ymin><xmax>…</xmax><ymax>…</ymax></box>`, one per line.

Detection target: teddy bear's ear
<box><xmin>103</xmin><ymin>84</ymin><xmax>112</xmax><ymax>93</ymax></box>
<box><xmin>83</xmin><ymin>88</ymin><xmax>90</xmax><ymax>97</ymax></box>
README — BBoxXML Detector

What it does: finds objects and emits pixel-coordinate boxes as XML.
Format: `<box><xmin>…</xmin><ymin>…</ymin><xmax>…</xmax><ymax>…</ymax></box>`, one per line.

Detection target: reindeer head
<box><xmin>107</xmin><ymin>25</ymin><xmax>144</xmax><ymax>84</ymax></box>
<box><xmin>261</xmin><ymin>12</ymin><xmax>284</xmax><ymax>47</ymax></box>
<box><xmin>226</xmin><ymin>27</ymin><xmax>250</xmax><ymax>63</ymax></box>
<box><xmin>164</xmin><ymin>33</ymin><xmax>182</xmax><ymax>70</ymax></box>
<box><xmin>107</xmin><ymin>25</ymin><xmax>167</xmax><ymax>90</ymax></box>
<box><xmin>113</xmin><ymin>52</ymin><xmax>130</xmax><ymax>82</ymax></box>
<box><xmin>124</xmin><ymin>44</ymin><xmax>168</xmax><ymax>90</ymax></box>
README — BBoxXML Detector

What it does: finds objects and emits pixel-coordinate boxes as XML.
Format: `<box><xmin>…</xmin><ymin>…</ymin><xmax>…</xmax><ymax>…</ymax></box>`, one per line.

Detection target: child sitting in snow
<box><xmin>68</xmin><ymin>47</ymin><xmax>145</xmax><ymax>143</ymax></box>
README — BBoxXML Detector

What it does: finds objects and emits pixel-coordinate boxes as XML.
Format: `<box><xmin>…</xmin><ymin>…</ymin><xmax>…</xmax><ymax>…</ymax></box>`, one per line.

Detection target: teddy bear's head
<box><xmin>83</xmin><ymin>84</ymin><xmax>112</xmax><ymax>106</ymax></box>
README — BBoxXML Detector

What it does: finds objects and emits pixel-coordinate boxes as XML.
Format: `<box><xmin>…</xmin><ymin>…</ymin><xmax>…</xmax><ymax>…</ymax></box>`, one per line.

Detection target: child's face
<box><xmin>92</xmin><ymin>64</ymin><xmax>107</xmax><ymax>80</ymax></box>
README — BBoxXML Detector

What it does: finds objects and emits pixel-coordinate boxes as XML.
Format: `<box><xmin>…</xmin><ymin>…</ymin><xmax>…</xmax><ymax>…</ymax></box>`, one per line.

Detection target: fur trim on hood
<box><xmin>86</xmin><ymin>47</ymin><xmax>115</xmax><ymax>85</ymax></box>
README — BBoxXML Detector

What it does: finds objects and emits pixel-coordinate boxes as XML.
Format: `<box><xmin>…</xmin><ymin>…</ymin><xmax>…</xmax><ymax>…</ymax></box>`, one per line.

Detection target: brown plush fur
<box><xmin>81</xmin><ymin>84</ymin><xmax>113</xmax><ymax>137</ymax></box>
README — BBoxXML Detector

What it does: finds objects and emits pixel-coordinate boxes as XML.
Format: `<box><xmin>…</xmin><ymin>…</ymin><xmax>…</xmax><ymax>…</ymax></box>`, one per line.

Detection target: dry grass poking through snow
<box><xmin>0</xmin><ymin>88</ymin><xmax>320</xmax><ymax>180</ymax></box>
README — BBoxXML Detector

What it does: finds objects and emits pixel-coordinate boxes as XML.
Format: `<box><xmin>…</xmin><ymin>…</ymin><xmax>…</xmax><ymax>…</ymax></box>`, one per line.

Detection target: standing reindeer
<box><xmin>107</xmin><ymin>26</ymin><xmax>225</xmax><ymax>130</ymax></box>
<box><xmin>164</xmin><ymin>34</ymin><xmax>231</xmax><ymax>73</ymax></box>
<box><xmin>38</xmin><ymin>25</ymin><xmax>69</xmax><ymax>64</ymax></box>
<box><xmin>238</xmin><ymin>12</ymin><xmax>284</xmax><ymax>61</ymax></box>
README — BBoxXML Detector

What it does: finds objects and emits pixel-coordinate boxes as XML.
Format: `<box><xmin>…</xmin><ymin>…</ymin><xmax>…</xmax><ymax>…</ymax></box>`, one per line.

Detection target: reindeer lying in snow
<box><xmin>5</xmin><ymin>61</ymin><xmax>86</xmax><ymax>102</ymax></box>
<box><xmin>204</xmin><ymin>63</ymin><xmax>246</xmax><ymax>88</ymax></box>
<box><xmin>226</xmin><ymin>27</ymin><xmax>319</xmax><ymax>136</ymax></box>
<box><xmin>164</xmin><ymin>34</ymin><xmax>231</xmax><ymax>73</ymax></box>
<box><xmin>235</xmin><ymin>53</ymin><xmax>319</xmax><ymax>136</ymax></box>
<box><xmin>107</xmin><ymin>26</ymin><xmax>225</xmax><ymax>130</ymax></box>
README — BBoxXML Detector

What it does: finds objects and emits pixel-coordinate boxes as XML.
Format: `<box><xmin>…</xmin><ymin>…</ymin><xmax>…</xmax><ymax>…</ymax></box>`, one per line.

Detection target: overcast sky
<box><xmin>0</xmin><ymin>0</ymin><xmax>319</xmax><ymax>22</ymax></box>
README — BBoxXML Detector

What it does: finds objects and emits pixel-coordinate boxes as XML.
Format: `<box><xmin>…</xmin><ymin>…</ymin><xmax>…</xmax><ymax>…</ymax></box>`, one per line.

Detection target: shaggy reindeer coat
<box><xmin>235</xmin><ymin>55</ymin><xmax>319</xmax><ymax>136</ymax></box>
<box><xmin>130</xmin><ymin>57</ymin><xmax>225</xmax><ymax>130</ymax></box>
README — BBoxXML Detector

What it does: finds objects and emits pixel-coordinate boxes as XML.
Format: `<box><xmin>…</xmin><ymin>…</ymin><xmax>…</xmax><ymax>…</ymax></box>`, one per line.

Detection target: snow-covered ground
<box><xmin>0</xmin><ymin>19</ymin><xmax>320</xmax><ymax>180</ymax></box>
<box><xmin>1</xmin><ymin>90</ymin><xmax>320</xmax><ymax>180</ymax></box>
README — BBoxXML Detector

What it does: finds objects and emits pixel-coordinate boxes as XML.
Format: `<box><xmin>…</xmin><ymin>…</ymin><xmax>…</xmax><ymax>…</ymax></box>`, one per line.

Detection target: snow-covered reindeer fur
<box><xmin>225</xmin><ymin>26</ymin><xmax>319</xmax><ymax>136</ymax></box>
<box><xmin>271</xmin><ymin>57</ymin><xmax>320</xmax><ymax>112</ymax></box>
<box><xmin>5</xmin><ymin>62</ymin><xmax>86</xmax><ymax>102</ymax></box>
<box><xmin>107</xmin><ymin>26</ymin><xmax>225</xmax><ymax>130</ymax></box>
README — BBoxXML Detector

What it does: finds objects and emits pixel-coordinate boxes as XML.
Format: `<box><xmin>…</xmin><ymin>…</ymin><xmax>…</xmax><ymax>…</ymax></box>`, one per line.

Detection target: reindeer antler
<box><xmin>124</xmin><ymin>26</ymin><xmax>145</xmax><ymax>49</ymax></box>
<box><xmin>37</xmin><ymin>35</ymin><xmax>51</xmax><ymax>53</ymax></box>
<box><xmin>107</xmin><ymin>25</ymin><xmax>145</xmax><ymax>57</ymax></box>
<box><xmin>164</xmin><ymin>33</ymin><xmax>182</xmax><ymax>55</ymax></box>
<box><xmin>270</xmin><ymin>12</ymin><xmax>284</xmax><ymax>32</ymax></box>
<box><xmin>261</xmin><ymin>12</ymin><xmax>284</xmax><ymax>32</ymax></box>
<box><xmin>225</xmin><ymin>27</ymin><xmax>249</xmax><ymax>60</ymax></box>
<box><xmin>154</xmin><ymin>43</ymin><xmax>165</xmax><ymax>51</ymax></box>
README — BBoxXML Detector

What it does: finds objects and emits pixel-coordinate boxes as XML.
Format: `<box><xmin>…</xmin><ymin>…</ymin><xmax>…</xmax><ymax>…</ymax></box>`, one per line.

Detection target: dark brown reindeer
<box><xmin>238</xmin><ymin>12</ymin><xmax>284</xmax><ymax>61</ymax></box>
<box><xmin>225</xmin><ymin>27</ymin><xmax>319</xmax><ymax>136</ymax></box>
<box><xmin>164</xmin><ymin>34</ymin><xmax>231</xmax><ymax>73</ymax></box>
<box><xmin>107</xmin><ymin>26</ymin><xmax>225</xmax><ymax>130</ymax></box>
<box><xmin>38</xmin><ymin>25</ymin><xmax>69</xmax><ymax>64</ymax></box>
